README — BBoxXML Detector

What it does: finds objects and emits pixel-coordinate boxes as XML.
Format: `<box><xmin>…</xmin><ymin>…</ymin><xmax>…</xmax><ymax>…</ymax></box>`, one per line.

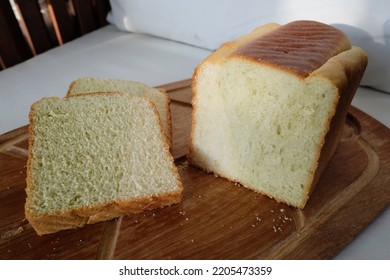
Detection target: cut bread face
<box><xmin>67</xmin><ymin>77</ymin><xmax>171</xmax><ymax>146</ymax></box>
<box><xmin>189</xmin><ymin>21</ymin><xmax>367</xmax><ymax>208</ymax></box>
<box><xmin>191</xmin><ymin>60</ymin><xmax>337</xmax><ymax>207</ymax></box>
<box><xmin>26</xmin><ymin>93</ymin><xmax>182</xmax><ymax>235</ymax></box>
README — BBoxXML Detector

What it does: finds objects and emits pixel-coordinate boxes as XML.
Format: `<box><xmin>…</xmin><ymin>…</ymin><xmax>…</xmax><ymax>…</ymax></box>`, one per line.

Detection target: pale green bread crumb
<box><xmin>67</xmin><ymin>77</ymin><xmax>171</xmax><ymax>144</ymax></box>
<box><xmin>28</xmin><ymin>94</ymin><xmax>180</xmax><ymax>214</ymax></box>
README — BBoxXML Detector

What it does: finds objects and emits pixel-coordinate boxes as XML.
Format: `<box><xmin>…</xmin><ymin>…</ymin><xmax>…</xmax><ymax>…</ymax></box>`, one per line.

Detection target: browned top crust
<box><xmin>233</xmin><ymin>20</ymin><xmax>351</xmax><ymax>77</ymax></box>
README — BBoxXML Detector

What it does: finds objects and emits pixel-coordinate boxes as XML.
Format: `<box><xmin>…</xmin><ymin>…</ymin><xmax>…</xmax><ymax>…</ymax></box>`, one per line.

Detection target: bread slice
<box><xmin>25</xmin><ymin>93</ymin><xmax>183</xmax><ymax>235</ymax></box>
<box><xmin>189</xmin><ymin>20</ymin><xmax>367</xmax><ymax>208</ymax></box>
<box><xmin>67</xmin><ymin>77</ymin><xmax>172</xmax><ymax>146</ymax></box>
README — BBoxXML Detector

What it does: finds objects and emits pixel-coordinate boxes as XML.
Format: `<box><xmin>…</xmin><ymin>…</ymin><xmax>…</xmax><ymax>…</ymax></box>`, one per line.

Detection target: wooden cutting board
<box><xmin>0</xmin><ymin>79</ymin><xmax>389</xmax><ymax>260</ymax></box>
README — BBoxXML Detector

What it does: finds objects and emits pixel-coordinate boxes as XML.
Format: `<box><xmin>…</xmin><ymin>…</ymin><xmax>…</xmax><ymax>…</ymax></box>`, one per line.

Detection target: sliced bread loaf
<box><xmin>189</xmin><ymin>20</ymin><xmax>367</xmax><ymax>208</ymax></box>
<box><xmin>25</xmin><ymin>93</ymin><xmax>182</xmax><ymax>235</ymax></box>
<box><xmin>67</xmin><ymin>77</ymin><xmax>171</xmax><ymax>146</ymax></box>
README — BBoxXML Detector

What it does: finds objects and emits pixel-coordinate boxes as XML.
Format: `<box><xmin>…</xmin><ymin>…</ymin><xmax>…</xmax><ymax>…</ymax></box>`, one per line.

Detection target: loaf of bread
<box><xmin>25</xmin><ymin>93</ymin><xmax>183</xmax><ymax>235</ymax></box>
<box><xmin>67</xmin><ymin>77</ymin><xmax>171</xmax><ymax>146</ymax></box>
<box><xmin>189</xmin><ymin>20</ymin><xmax>367</xmax><ymax>208</ymax></box>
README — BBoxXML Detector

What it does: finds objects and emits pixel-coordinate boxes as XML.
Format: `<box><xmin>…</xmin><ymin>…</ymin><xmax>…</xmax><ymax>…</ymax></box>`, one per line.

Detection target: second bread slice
<box><xmin>67</xmin><ymin>77</ymin><xmax>172</xmax><ymax>146</ymax></box>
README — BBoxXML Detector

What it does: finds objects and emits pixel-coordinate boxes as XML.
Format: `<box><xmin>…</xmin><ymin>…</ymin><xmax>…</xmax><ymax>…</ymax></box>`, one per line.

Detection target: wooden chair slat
<box><xmin>0</xmin><ymin>0</ymin><xmax>33</xmax><ymax>69</ymax></box>
<box><xmin>49</xmin><ymin>0</ymin><xmax>80</xmax><ymax>44</ymax></box>
<box><xmin>16</xmin><ymin>0</ymin><xmax>57</xmax><ymax>54</ymax></box>
<box><xmin>0</xmin><ymin>0</ymin><xmax>111</xmax><ymax>70</ymax></box>
<box><xmin>94</xmin><ymin>0</ymin><xmax>111</xmax><ymax>27</ymax></box>
<box><xmin>72</xmin><ymin>0</ymin><xmax>98</xmax><ymax>35</ymax></box>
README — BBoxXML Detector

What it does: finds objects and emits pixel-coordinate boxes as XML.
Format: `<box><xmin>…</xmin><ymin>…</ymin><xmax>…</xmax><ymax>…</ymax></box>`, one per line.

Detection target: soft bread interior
<box><xmin>67</xmin><ymin>77</ymin><xmax>171</xmax><ymax>145</ymax></box>
<box><xmin>191</xmin><ymin>59</ymin><xmax>339</xmax><ymax>207</ymax></box>
<box><xmin>27</xmin><ymin>94</ymin><xmax>180</xmax><ymax>215</ymax></box>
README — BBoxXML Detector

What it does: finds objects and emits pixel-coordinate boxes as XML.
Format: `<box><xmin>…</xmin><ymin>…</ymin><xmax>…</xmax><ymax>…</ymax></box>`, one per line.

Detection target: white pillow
<box><xmin>108</xmin><ymin>0</ymin><xmax>390</xmax><ymax>93</ymax></box>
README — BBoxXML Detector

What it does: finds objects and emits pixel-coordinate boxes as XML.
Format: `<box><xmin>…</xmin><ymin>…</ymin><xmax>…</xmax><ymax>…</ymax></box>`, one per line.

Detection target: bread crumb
<box><xmin>177</xmin><ymin>161</ymin><xmax>189</xmax><ymax>170</ymax></box>
<box><xmin>1</xmin><ymin>226</ymin><xmax>24</xmax><ymax>239</ymax></box>
<box><xmin>255</xmin><ymin>212</ymin><xmax>262</xmax><ymax>222</ymax></box>
<box><xmin>272</xmin><ymin>225</ymin><xmax>283</xmax><ymax>233</ymax></box>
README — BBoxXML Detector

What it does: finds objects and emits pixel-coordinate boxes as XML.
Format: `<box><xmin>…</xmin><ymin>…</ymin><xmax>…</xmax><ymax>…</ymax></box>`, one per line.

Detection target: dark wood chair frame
<box><xmin>0</xmin><ymin>0</ymin><xmax>111</xmax><ymax>70</ymax></box>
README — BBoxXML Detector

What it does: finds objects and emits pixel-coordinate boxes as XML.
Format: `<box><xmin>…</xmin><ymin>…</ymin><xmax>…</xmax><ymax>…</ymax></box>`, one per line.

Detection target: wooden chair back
<box><xmin>0</xmin><ymin>0</ymin><xmax>111</xmax><ymax>70</ymax></box>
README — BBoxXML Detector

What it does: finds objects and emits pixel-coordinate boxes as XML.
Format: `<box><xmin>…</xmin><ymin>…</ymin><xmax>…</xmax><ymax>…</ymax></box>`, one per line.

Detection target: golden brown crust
<box><xmin>197</xmin><ymin>23</ymin><xmax>280</xmax><ymax>66</ymax></box>
<box><xmin>302</xmin><ymin>46</ymin><xmax>368</xmax><ymax>207</ymax></box>
<box><xmin>25</xmin><ymin>191</ymin><xmax>183</xmax><ymax>235</ymax></box>
<box><xmin>67</xmin><ymin>91</ymin><xmax>124</xmax><ymax>99</ymax></box>
<box><xmin>156</xmin><ymin>88</ymin><xmax>173</xmax><ymax>148</ymax></box>
<box><xmin>233</xmin><ymin>20</ymin><xmax>351</xmax><ymax>77</ymax></box>
<box><xmin>66</xmin><ymin>80</ymin><xmax>77</xmax><ymax>97</ymax></box>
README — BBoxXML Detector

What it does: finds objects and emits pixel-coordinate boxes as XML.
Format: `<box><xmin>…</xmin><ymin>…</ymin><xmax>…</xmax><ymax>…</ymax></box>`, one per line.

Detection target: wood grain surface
<box><xmin>0</xmin><ymin>79</ymin><xmax>389</xmax><ymax>259</ymax></box>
